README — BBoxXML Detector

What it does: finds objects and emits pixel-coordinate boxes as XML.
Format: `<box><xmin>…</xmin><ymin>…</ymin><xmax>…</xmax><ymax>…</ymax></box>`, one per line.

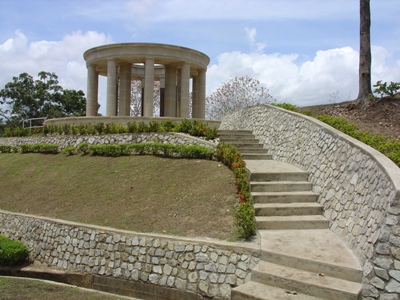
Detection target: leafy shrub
<box><xmin>0</xmin><ymin>235</ymin><xmax>29</xmax><ymax>266</ymax></box>
<box><xmin>77</xmin><ymin>142</ymin><xmax>90</xmax><ymax>155</ymax></box>
<box><xmin>63</xmin><ymin>146</ymin><xmax>76</xmax><ymax>156</ymax></box>
<box><xmin>19</xmin><ymin>144</ymin><xmax>59</xmax><ymax>154</ymax></box>
<box><xmin>373</xmin><ymin>80</ymin><xmax>400</xmax><ymax>98</ymax></box>
<box><xmin>2</xmin><ymin>127</ymin><xmax>31</xmax><ymax>137</ymax></box>
<box><xmin>88</xmin><ymin>143</ymin><xmax>214</xmax><ymax>160</ymax></box>
<box><xmin>274</xmin><ymin>102</ymin><xmax>300</xmax><ymax>112</ymax></box>
<box><xmin>316</xmin><ymin>115</ymin><xmax>400</xmax><ymax>167</ymax></box>
<box><xmin>215</xmin><ymin>143</ymin><xmax>255</xmax><ymax>240</ymax></box>
<box><xmin>235</xmin><ymin>201</ymin><xmax>256</xmax><ymax>239</ymax></box>
<box><xmin>0</xmin><ymin>145</ymin><xmax>17</xmax><ymax>153</ymax></box>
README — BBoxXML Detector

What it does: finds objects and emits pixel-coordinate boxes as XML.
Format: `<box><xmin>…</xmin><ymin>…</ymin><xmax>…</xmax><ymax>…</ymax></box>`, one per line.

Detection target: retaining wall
<box><xmin>219</xmin><ymin>104</ymin><xmax>400</xmax><ymax>299</ymax></box>
<box><xmin>0</xmin><ymin>211</ymin><xmax>260</xmax><ymax>299</ymax></box>
<box><xmin>0</xmin><ymin>132</ymin><xmax>216</xmax><ymax>150</ymax></box>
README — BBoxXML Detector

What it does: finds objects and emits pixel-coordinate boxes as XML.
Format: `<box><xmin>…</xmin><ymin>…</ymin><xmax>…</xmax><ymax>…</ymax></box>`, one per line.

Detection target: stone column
<box><xmin>143</xmin><ymin>57</ymin><xmax>154</xmax><ymax>117</ymax></box>
<box><xmin>192</xmin><ymin>75</ymin><xmax>199</xmax><ymax>118</ymax></box>
<box><xmin>197</xmin><ymin>68</ymin><xmax>206</xmax><ymax>119</ymax></box>
<box><xmin>119</xmin><ymin>63</ymin><xmax>132</xmax><ymax>116</ymax></box>
<box><xmin>106</xmin><ymin>58</ymin><xmax>118</xmax><ymax>116</ymax></box>
<box><xmin>164</xmin><ymin>66</ymin><xmax>177</xmax><ymax>117</ymax></box>
<box><xmin>180</xmin><ymin>62</ymin><xmax>190</xmax><ymax>118</ymax></box>
<box><xmin>86</xmin><ymin>64</ymin><xmax>98</xmax><ymax>116</ymax></box>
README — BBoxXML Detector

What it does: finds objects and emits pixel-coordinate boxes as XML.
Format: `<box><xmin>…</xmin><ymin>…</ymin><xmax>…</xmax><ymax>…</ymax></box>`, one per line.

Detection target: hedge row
<box><xmin>215</xmin><ymin>143</ymin><xmax>256</xmax><ymax>240</ymax></box>
<box><xmin>2</xmin><ymin>119</ymin><xmax>217</xmax><ymax>140</ymax></box>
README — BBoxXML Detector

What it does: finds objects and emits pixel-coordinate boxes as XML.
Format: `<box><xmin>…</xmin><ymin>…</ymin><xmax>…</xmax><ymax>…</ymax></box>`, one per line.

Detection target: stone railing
<box><xmin>0</xmin><ymin>210</ymin><xmax>260</xmax><ymax>299</ymax></box>
<box><xmin>0</xmin><ymin>132</ymin><xmax>216</xmax><ymax>150</ymax></box>
<box><xmin>219</xmin><ymin>104</ymin><xmax>400</xmax><ymax>299</ymax></box>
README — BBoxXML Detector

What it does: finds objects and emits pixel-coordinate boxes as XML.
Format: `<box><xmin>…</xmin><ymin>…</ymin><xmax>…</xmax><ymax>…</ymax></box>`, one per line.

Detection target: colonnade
<box><xmin>83</xmin><ymin>43</ymin><xmax>209</xmax><ymax>119</ymax></box>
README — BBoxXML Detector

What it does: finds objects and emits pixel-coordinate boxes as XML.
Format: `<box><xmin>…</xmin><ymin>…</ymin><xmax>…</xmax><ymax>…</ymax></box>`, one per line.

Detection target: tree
<box><xmin>130</xmin><ymin>80</ymin><xmax>160</xmax><ymax>116</ymax></box>
<box><xmin>0</xmin><ymin>71</ymin><xmax>86</xmax><ymax>128</ymax></box>
<box><xmin>357</xmin><ymin>0</ymin><xmax>372</xmax><ymax>104</ymax></box>
<box><xmin>206</xmin><ymin>75</ymin><xmax>275</xmax><ymax>120</ymax></box>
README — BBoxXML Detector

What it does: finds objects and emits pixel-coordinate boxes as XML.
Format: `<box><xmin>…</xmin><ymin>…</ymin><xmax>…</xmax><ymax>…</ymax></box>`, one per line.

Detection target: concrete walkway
<box><xmin>218</xmin><ymin>130</ymin><xmax>363</xmax><ymax>300</ymax></box>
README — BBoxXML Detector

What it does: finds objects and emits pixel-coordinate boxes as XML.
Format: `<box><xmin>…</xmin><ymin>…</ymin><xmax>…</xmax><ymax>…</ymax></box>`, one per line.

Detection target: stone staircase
<box><xmin>217</xmin><ymin>130</ymin><xmax>362</xmax><ymax>300</ymax></box>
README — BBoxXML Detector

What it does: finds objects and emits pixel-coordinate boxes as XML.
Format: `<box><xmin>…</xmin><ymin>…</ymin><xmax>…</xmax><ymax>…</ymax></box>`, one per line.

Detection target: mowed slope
<box><xmin>0</xmin><ymin>154</ymin><xmax>237</xmax><ymax>240</ymax></box>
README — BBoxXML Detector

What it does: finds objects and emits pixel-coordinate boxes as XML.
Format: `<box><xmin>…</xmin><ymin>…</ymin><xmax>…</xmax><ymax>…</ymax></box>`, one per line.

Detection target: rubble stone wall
<box><xmin>220</xmin><ymin>104</ymin><xmax>400</xmax><ymax>299</ymax></box>
<box><xmin>0</xmin><ymin>132</ymin><xmax>216</xmax><ymax>150</ymax></box>
<box><xmin>0</xmin><ymin>211</ymin><xmax>259</xmax><ymax>299</ymax></box>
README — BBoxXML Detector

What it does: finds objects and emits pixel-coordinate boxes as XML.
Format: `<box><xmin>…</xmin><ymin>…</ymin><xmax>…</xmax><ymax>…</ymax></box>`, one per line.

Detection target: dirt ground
<box><xmin>301</xmin><ymin>97</ymin><xmax>400</xmax><ymax>142</ymax></box>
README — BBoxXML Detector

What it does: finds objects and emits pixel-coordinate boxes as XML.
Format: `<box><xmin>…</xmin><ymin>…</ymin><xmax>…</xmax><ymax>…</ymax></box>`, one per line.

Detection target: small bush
<box><xmin>215</xmin><ymin>143</ymin><xmax>256</xmax><ymax>240</ymax></box>
<box><xmin>77</xmin><ymin>142</ymin><xmax>90</xmax><ymax>155</ymax></box>
<box><xmin>19</xmin><ymin>144</ymin><xmax>59</xmax><ymax>154</ymax></box>
<box><xmin>235</xmin><ymin>201</ymin><xmax>256</xmax><ymax>240</ymax></box>
<box><xmin>0</xmin><ymin>235</ymin><xmax>30</xmax><ymax>266</ymax></box>
<box><xmin>0</xmin><ymin>145</ymin><xmax>17</xmax><ymax>153</ymax></box>
<box><xmin>63</xmin><ymin>146</ymin><xmax>76</xmax><ymax>156</ymax></box>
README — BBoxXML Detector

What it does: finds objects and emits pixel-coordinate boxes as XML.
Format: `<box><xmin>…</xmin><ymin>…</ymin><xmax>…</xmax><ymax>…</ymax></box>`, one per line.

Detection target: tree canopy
<box><xmin>0</xmin><ymin>71</ymin><xmax>86</xmax><ymax>129</ymax></box>
<box><xmin>206</xmin><ymin>76</ymin><xmax>275</xmax><ymax>120</ymax></box>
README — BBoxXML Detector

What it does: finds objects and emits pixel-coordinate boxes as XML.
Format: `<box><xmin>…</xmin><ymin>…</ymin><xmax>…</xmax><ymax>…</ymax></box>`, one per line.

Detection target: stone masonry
<box><xmin>0</xmin><ymin>132</ymin><xmax>216</xmax><ymax>151</ymax></box>
<box><xmin>219</xmin><ymin>104</ymin><xmax>400</xmax><ymax>299</ymax></box>
<box><xmin>0</xmin><ymin>211</ymin><xmax>260</xmax><ymax>299</ymax></box>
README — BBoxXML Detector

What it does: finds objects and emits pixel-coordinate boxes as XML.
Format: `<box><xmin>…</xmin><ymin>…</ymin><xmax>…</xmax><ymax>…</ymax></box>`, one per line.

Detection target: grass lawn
<box><xmin>0</xmin><ymin>276</ymin><xmax>135</xmax><ymax>300</ymax></box>
<box><xmin>0</xmin><ymin>153</ymin><xmax>237</xmax><ymax>240</ymax></box>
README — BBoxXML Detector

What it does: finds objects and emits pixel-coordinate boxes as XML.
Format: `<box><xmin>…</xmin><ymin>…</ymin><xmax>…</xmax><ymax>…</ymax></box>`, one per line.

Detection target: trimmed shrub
<box><xmin>0</xmin><ymin>235</ymin><xmax>29</xmax><ymax>266</ymax></box>
<box><xmin>19</xmin><ymin>144</ymin><xmax>59</xmax><ymax>154</ymax></box>
<box><xmin>0</xmin><ymin>145</ymin><xmax>17</xmax><ymax>153</ymax></box>
<box><xmin>215</xmin><ymin>143</ymin><xmax>256</xmax><ymax>240</ymax></box>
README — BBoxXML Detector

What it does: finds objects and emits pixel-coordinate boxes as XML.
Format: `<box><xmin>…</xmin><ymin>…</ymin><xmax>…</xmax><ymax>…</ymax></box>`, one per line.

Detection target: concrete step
<box><xmin>231</xmin><ymin>281</ymin><xmax>321</xmax><ymax>300</ymax></box>
<box><xmin>252</xmin><ymin>191</ymin><xmax>318</xmax><ymax>203</ymax></box>
<box><xmin>245</xmin><ymin>160</ymin><xmax>309</xmax><ymax>182</ymax></box>
<box><xmin>217</xmin><ymin>129</ymin><xmax>253</xmax><ymax>135</ymax></box>
<box><xmin>237</xmin><ymin>148</ymin><xmax>270</xmax><ymax>154</ymax></box>
<box><xmin>255</xmin><ymin>203</ymin><xmax>323</xmax><ymax>216</ymax></box>
<box><xmin>233</xmin><ymin>143</ymin><xmax>265</xmax><ymax>149</ymax></box>
<box><xmin>241</xmin><ymin>153</ymin><xmax>273</xmax><ymax>160</ymax></box>
<box><xmin>251</xmin><ymin>181</ymin><xmax>313</xmax><ymax>192</ymax></box>
<box><xmin>259</xmin><ymin>229</ymin><xmax>363</xmax><ymax>282</ymax></box>
<box><xmin>251</xmin><ymin>261</ymin><xmax>362</xmax><ymax>300</ymax></box>
<box><xmin>249</xmin><ymin>171</ymin><xmax>309</xmax><ymax>182</ymax></box>
<box><xmin>256</xmin><ymin>215</ymin><xmax>329</xmax><ymax>230</ymax></box>
<box><xmin>219</xmin><ymin>137</ymin><xmax>259</xmax><ymax>143</ymax></box>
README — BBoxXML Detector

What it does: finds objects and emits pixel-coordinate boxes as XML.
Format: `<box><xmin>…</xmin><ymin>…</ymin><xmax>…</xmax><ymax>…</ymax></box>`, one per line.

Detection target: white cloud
<box><xmin>0</xmin><ymin>30</ymin><xmax>112</xmax><ymax>114</ymax></box>
<box><xmin>207</xmin><ymin>45</ymin><xmax>400</xmax><ymax>107</ymax></box>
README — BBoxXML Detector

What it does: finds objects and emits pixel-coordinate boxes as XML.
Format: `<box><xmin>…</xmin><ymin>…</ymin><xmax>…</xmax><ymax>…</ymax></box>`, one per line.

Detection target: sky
<box><xmin>1</xmin><ymin>0</ymin><xmax>399</xmax><ymax>115</ymax></box>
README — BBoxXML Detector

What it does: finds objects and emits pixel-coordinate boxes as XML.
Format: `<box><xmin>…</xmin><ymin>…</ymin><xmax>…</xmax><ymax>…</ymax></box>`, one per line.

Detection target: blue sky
<box><xmin>1</xmin><ymin>0</ymin><xmax>399</xmax><ymax>113</ymax></box>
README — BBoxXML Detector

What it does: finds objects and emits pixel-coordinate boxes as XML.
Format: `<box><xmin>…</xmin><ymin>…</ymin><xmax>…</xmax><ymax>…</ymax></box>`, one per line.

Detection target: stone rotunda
<box><xmin>84</xmin><ymin>43</ymin><xmax>210</xmax><ymax>119</ymax></box>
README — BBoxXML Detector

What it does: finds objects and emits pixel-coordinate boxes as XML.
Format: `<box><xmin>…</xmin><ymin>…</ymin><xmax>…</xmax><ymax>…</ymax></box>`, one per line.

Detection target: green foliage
<box><xmin>234</xmin><ymin>201</ymin><xmax>256</xmax><ymax>240</ymax></box>
<box><xmin>2</xmin><ymin>127</ymin><xmax>31</xmax><ymax>137</ymax></box>
<box><xmin>215</xmin><ymin>143</ymin><xmax>255</xmax><ymax>240</ymax></box>
<box><xmin>0</xmin><ymin>145</ymin><xmax>17</xmax><ymax>153</ymax></box>
<box><xmin>42</xmin><ymin>120</ymin><xmax>217</xmax><ymax>140</ymax></box>
<box><xmin>373</xmin><ymin>80</ymin><xmax>400</xmax><ymax>98</ymax></box>
<box><xmin>77</xmin><ymin>142</ymin><xmax>90</xmax><ymax>155</ymax></box>
<box><xmin>274</xmin><ymin>102</ymin><xmax>300</xmax><ymax>112</ymax></box>
<box><xmin>0</xmin><ymin>235</ymin><xmax>30</xmax><ymax>266</ymax></box>
<box><xmin>0</xmin><ymin>71</ymin><xmax>86</xmax><ymax>130</ymax></box>
<box><xmin>19</xmin><ymin>143</ymin><xmax>59</xmax><ymax>154</ymax></box>
<box><xmin>88</xmin><ymin>143</ymin><xmax>214</xmax><ymax>160</ymax></box>
<box><xmin>317</xmin><ymin>115</ymin><xmax>400</xmax><ymax>166</ymax></box>
<box><xmin>63</xmin><ymin>146</ymin><xmax>76</xmax><ymax>156</ymax></box>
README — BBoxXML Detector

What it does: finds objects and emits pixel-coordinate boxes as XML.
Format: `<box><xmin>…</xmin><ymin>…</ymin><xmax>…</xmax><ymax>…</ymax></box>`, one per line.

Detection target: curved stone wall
<box><xmin>219</xmin><ymin>104</ymin><xmax>400</xmax><ymax>298</ymax></box>
<box><xmin>0</xmin><ymin>210</ymin><xmax>259</xmax><ymax>299</ymax></box>
<box><xmin>0</xmin><ymin>132</ymin><xmax>216</xmax><ymax>151</ymax></box>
